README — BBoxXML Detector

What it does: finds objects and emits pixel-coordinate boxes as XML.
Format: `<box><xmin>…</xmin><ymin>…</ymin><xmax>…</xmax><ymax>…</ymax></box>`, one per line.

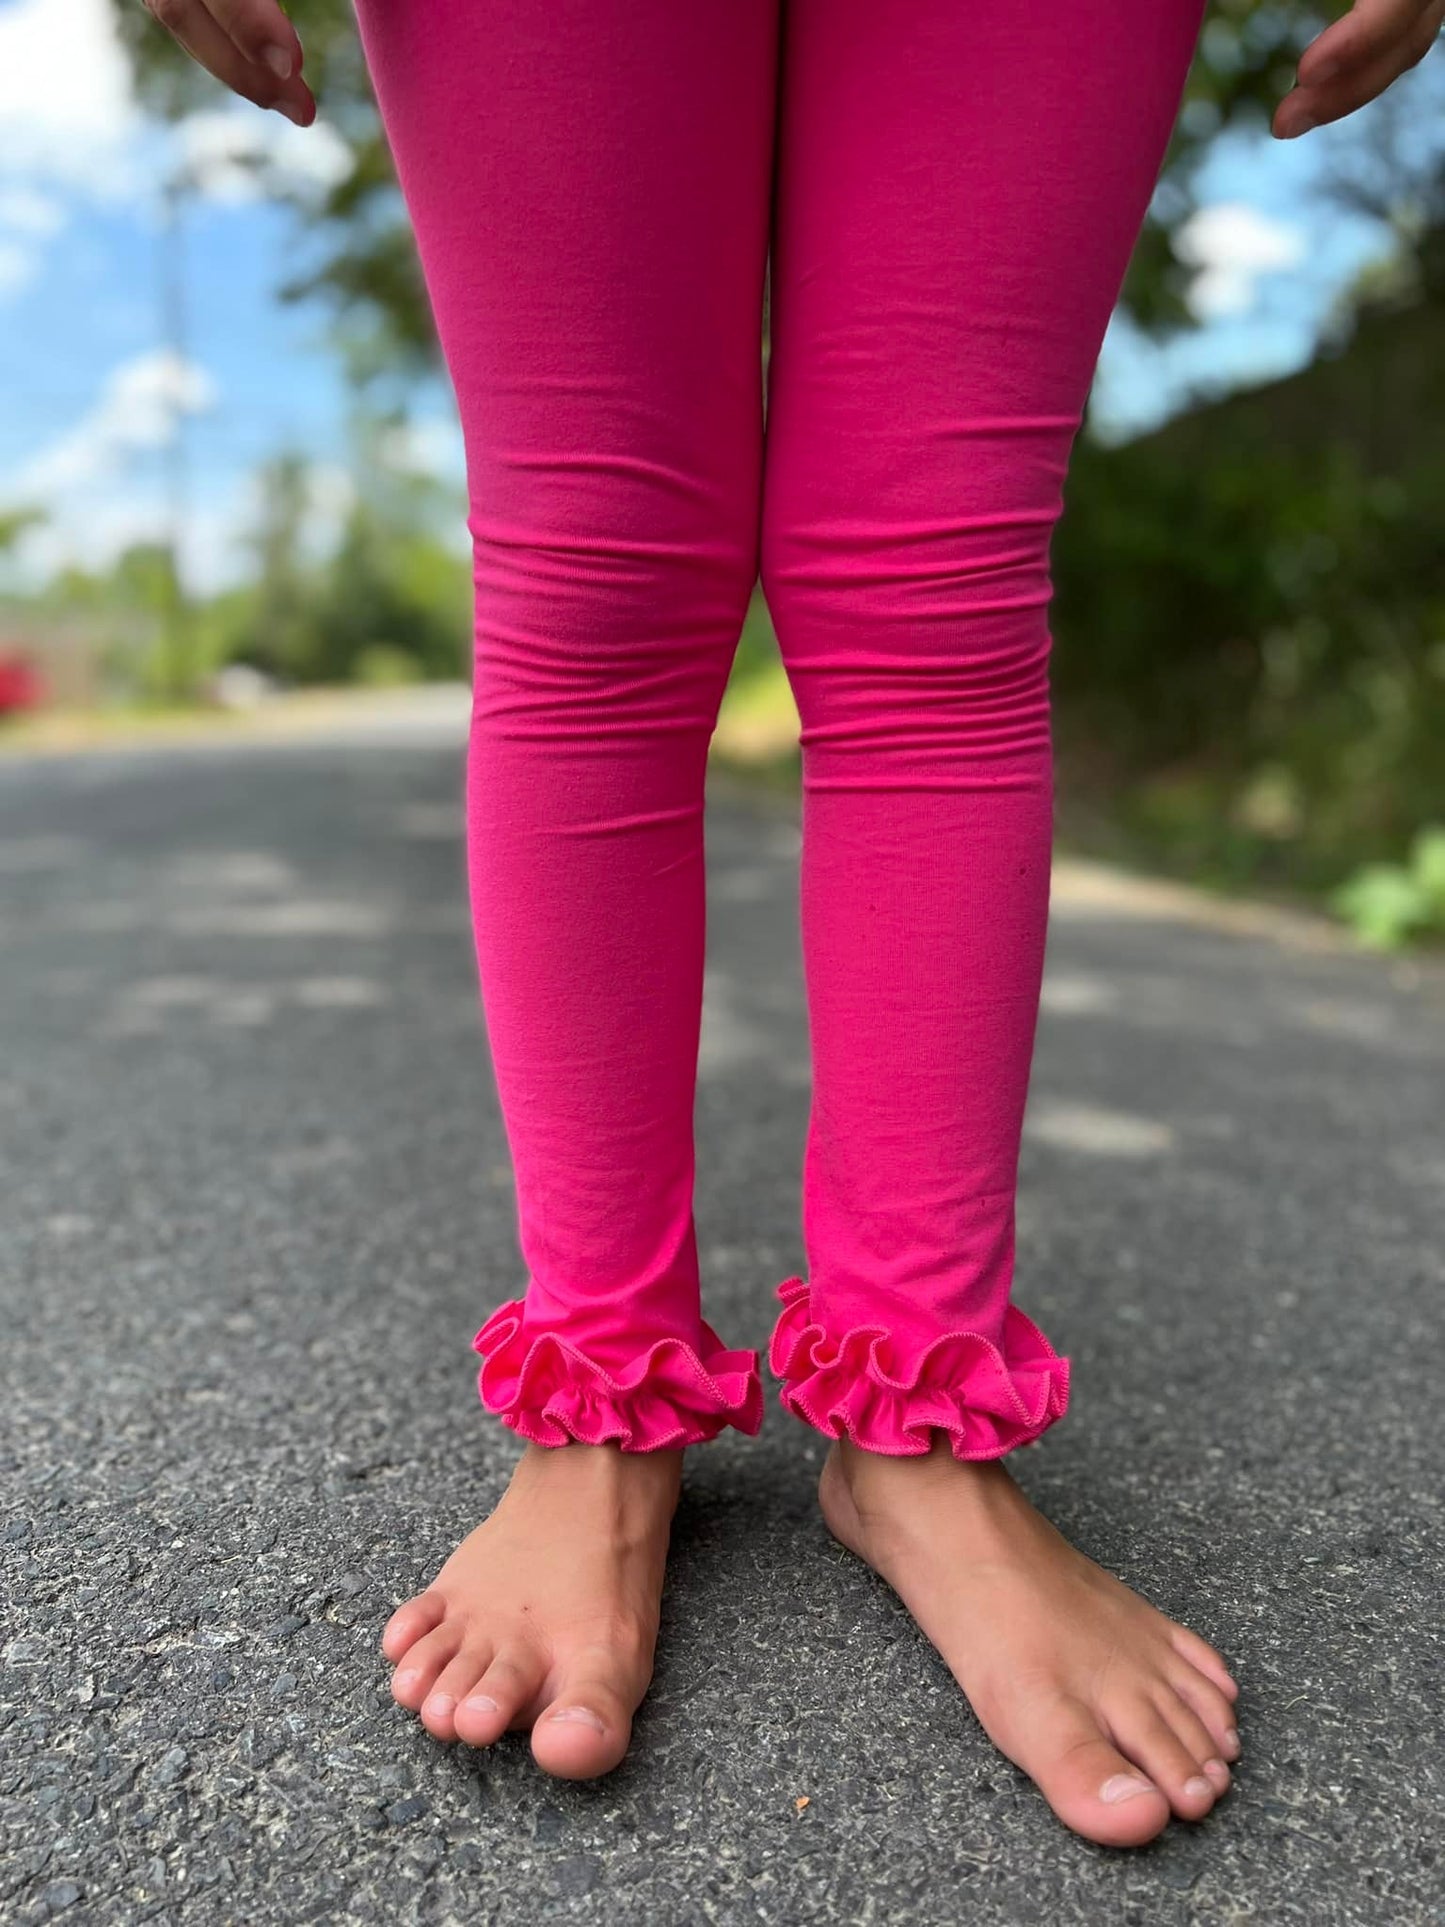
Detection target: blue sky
<box><xmin>0</xmin><ymin>0</ymin><xmax>1429</xmax><ymax>594</ymax></box>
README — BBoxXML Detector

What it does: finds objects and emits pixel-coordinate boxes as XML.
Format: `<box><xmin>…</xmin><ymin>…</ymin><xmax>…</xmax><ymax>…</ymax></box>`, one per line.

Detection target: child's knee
<box><xmin>470</xmin><ymin>497</ymin><xmax>757</xmax><ymax>737</ymax></box>
<box><xmin>758</xmin><ymin>508</ymin><xmax>1056</xmax><ymax>782</ymax></box>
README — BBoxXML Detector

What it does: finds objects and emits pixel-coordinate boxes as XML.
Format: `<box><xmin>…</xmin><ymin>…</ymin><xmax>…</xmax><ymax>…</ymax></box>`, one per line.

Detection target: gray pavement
<box><xmin>2</xmin><ymin>718</ymin><xmax>1442</xmax><ymax>1925</ymax></box>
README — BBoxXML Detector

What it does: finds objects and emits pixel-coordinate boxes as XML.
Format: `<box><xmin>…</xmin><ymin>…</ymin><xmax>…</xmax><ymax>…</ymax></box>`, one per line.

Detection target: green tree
<box><xmin>240</xmin><ymin>450</ymin><xmax>318</xmax><ymax>676</ymax></box>
<box><xmin>220</xmin><ymin>410</ymin><xmax>470</xmax><ymax>684</ymax></box>
<box><xmin>0</xmin><ymin>506</ymin><xmax>46</xmax><ymax>556</ymax></box>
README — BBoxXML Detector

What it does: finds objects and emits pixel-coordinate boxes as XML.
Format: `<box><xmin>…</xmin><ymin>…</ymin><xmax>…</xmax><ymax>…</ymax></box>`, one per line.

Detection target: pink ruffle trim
<box><xmin>768</xmin><ymin>1275</ymin><xmax>1070</xmax><ymax>1459</ymax></box>
<box><xmin>473</xmin><ymin>1300</ymin><xmax>764</xmax><ymax>1451</ymax></box>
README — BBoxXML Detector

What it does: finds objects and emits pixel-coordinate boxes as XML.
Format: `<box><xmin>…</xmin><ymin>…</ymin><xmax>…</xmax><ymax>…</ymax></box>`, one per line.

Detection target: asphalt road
<box><xmin>3</xmin><ymin>710</ymin><xmax>1442</xmax><ymax>1925</ymax></box>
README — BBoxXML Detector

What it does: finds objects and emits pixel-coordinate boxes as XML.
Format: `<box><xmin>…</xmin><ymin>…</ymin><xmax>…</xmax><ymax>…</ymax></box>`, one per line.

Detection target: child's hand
<box><xmin>1275</xmin><ymin>0</ymin><xmax>1443</xmax><ymax>137</ymax></box>
<box><xmin>141</xmin><ymin>0</ymin><xmax>315</xmax><ymax>126</ymax></box>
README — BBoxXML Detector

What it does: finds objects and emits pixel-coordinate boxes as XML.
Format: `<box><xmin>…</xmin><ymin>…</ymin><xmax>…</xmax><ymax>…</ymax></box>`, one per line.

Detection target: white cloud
<box><xmin>0</xmin><ymin>187</ymin><xmax>67</xmax><ymax>297</ymax></box>
<box><xmin>174</xmin><ymin>107</ymin><xmax>353</xmax><ymax>206</ymax></box>
<box><xmin>1175</xmin><ymin>201</ymin><xmax>1308</xmax><ymax>319</ymax></box>
<box><xmin>0</xmin><ymin>0</ymin><xmax>140</xmax><ymax>187</ymax></box>
<box><xmin>0</xmin><ymin>0</ymin><xmax>351</xmax><ymax>299</ymax></box>
<box><xmin>12</xmin><ymin>479</ymin><xmax>248</xmax><ymax>594</ymax></box>
<box><xmin>0</xmin><ymin>187</ymin><xmax>67</xmax><ymax>238</ymax></box>
<box><xmin>376</xmin><ymin>416</ymin><xmax>466</xmax><ymax>483</ymax></box>
<box><xmin>0</xmin><ymin>0</ymin><xmax>139</xmax><ymax>297</ymax></box>
<box><xmin>0</xmin><ymin>3</ymin><xmax>361</xmax><ymax>593</ymax></box>
<box><xmin>0</xmin><ymin>241</ymin><xmax>38</xmax><ymax>300</ymax></box>
<box><xmin>8</xmin><ymin>438</ymin><xmax>360</xmax><ymax>596</ymax></box>
<box><xmin>14</xmin><ymin>350</ymin><xmax>218</xmax><ymax>498</ymax></box>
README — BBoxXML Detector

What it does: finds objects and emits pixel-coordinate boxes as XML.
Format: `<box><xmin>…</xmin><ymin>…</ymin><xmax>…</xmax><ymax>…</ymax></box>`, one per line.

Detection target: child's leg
<box><xmin>349</xmin><ymin>0</ymin><xmax>776</xmax><ymax>1774</ymax></box>
<box><xmin>763</xmin><ymin>0</ymin><xmax>1237</xmax><ymax>1846</ymax></box>
<box><xmin>364</xmin><ymin>0</ymin><xmax>774</xmax><ymax>1445</ymax></box>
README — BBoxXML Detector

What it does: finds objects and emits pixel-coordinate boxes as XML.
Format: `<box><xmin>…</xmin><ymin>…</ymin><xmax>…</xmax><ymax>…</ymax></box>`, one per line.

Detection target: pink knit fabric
<box><xmin>351</xmin><ymin>0</ymin><xmax>1209</xmax><ymax>1455</ymax></box>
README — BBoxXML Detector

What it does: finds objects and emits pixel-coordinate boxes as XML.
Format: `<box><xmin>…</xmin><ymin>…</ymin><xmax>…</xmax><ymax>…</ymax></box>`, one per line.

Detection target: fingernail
<box><xmin>547</xmin><ymin>1705</ymin><xmax>606</xmax><ymax>1733</ymax></box>
<box><xmin>1184</xmin><ymin>1775</ymin><xmax>1214</xmax><ymax>1799</ymax></box>
<box><xmin>1100</xmin><ymin>1774</ymin><xmax>1156</xmax><ymax>1804</ymax></box>
<box><xmin>264</xmin><ymin>45</ymin><xmax>294</xmax><ymax>79</ymax></box>
<box><xmin>462</xmin><ymin>1693</ymin><xmax>500</xmax><ymax>1715</ymax></box>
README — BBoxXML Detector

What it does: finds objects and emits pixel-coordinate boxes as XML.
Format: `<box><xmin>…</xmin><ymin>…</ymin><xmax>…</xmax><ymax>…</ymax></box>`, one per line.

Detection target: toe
<box><xmin>531</xmin><ymin>1657</ymin><xmax>641</xmax><ymax>1781</ymax></box>
<box><xmin>382</xmin><ymin>1589</ymin><xmax>446</xmax><ymax>1662</ymax></box>
<box><xmin>420</xmin><ymin>1649</ymin><xmax>491</xmax><ymax>1742</ymax></box>
<box><xmin>1006</xmin><ymin>1696</ymin><xmax>1172</xmax><ymax>1848</ymax></box>
<box><xmin>1168</xmin><ymin>1625</ymin><xmax>1237</xmax><ymax>1700</ymax></box>
<box><xmin>1168</xmin><ymin>1665</ymin><xmax>1241</xmax><ymax>1762</ymax></box>
<box><xmin>531</xmin><ymin>1686</ymin><xmax>632</xmax><ymax>1781</ymax></box>
<box><xmin>454</xmin><ymin>1648</ymin><xmax>547</xmax><ymax>1749</ymax></box>
<box><xmin>1155</xmin><ymin>1691</ymin><xmax>1231</xmax><ymax>1798</ymax></box>
<box><xmin>1118</xmin><ymin>1702</ymin><xmax>1220</xmax><ymax>1822</ymax></box>
<box><xmin>390</xmin><ymin>1623</ymin><xmax>461</xmax><ymax>1712</ymax></box>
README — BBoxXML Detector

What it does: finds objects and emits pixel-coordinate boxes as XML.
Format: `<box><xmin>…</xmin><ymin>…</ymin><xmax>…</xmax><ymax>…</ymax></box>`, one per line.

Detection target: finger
<box><xmin>203</xmin><ymin>0</ymin><xmax>306</xmax><ymax>82</ymax></box>
<box><xmin>145</xmin><ymin>0</ymin><xmax>315</xmax><ymax>122</ymax></box>
<box><xmin>1277</xmin><ymin>0</ymin><xmax>1444</xmax><ymax>135</ymax></box>
<box><xmin>1302</xmin><ymin>0</ymin><xmax>1441</xmax><ymax>84</ymax></box>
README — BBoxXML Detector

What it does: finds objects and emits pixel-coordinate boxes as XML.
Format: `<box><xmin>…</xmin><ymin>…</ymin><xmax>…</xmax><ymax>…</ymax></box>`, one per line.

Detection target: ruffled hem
<box><xmin>767</xmin><ymin>1275</ymin><xmax>1070</xmax><ymax>1460</ymax></box>
<box><xmin>473</xmin><ymin>1300</ymin><xmax>764</xmax><ymax>1451</ymax></box>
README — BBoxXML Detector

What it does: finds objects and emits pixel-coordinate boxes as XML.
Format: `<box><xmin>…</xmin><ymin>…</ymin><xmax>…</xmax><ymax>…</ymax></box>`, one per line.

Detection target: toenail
<box><xmin>424</xmin><ymin>1693</ymin><xmax>455</xmax><ymax>1718</ymax></box>
<box><xmin>393</xmin><ymin>1669</ymin><xmax>420</xmax><ymax>1691</ymax></box>
<box><xmin>1226</xmin><ymin>1727</ymin><xmax>1240</xmax><ymax>1752</ymax></box>
<box><xmin>548</xmin><ymin>1705</ymin><xmax>606</xmax><ymax>1733</ymax></box>
<box><xmin>462</xmin><ymin>1693</ymin><xmax>500</xmax><ymax>1714</ymax></box>
<box><xmin>1184</xmin><ymin>1775</ymin><xmax>1213</xmax><ymax>1800</ymax></box>
<box><xmin>1100</xmin><ymin>1774</ymin><xmax>1156</xmax><ymax>1804</ymax></box>
<box><xmin>1204</xmin><ymin>1758</ymin><xmax>1228</xmax><ymax>1780</ymax></box>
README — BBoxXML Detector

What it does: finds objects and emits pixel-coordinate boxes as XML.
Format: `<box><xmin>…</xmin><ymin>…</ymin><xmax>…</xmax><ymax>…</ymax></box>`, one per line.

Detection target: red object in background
<box><xmin>0</xmin><ymin>653</ymin><xmax>43</xmax><ymax>713</ymax></box>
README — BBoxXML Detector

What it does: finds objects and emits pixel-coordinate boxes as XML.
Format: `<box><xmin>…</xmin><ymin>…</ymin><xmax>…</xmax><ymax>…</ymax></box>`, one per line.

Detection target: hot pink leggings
<box><xmin>351</xmin><ymin>0</ymin><xmax>1209</xmax><ymax>1456</ymax></box>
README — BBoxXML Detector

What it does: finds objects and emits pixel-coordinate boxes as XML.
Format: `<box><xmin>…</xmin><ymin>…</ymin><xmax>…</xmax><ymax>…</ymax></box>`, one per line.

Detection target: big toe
<box><xmin>1015</xmin><ymin>1700</ymin><xmax>1173</xmax><ymax>1848</ymax></box>
<box><xmin>531</xmin><ymin>1668</ymin><xmax>638</xmax><ymax>1781</ymax></box>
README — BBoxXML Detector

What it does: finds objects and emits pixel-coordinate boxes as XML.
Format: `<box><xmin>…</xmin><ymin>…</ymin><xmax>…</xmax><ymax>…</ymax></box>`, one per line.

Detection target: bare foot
<box><xmin>821</xmin><ymin>1439</ymin><xmax>1240</xmax><ymax>1847</ymax></box>
<box><xmin>382</xmin><ymin>1440</ymin><xmax>682</xmax><ymax>1779</ymax></box>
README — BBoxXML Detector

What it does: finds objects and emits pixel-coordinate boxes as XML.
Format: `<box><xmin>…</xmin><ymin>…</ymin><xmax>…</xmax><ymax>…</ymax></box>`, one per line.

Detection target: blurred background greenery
<box><xmin>2</xmin><ymin>0</ymin><xmax>1442</xmax><ymax>945</ymax></box>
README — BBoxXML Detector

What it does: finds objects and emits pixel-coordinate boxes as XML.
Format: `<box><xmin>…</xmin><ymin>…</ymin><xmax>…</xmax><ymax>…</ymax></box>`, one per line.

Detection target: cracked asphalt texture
<box><xmin>3</xmin><ymin>704</ymin><xmax>1442</xmax><ymax>1925</ymax></box>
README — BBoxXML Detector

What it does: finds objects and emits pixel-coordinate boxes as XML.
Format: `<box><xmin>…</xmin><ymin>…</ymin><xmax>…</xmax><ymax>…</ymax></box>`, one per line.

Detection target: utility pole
<box><xmin>158</xmin><ymin>166</ymin><xmax>193</xmax><ymax>704</ymax></box>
